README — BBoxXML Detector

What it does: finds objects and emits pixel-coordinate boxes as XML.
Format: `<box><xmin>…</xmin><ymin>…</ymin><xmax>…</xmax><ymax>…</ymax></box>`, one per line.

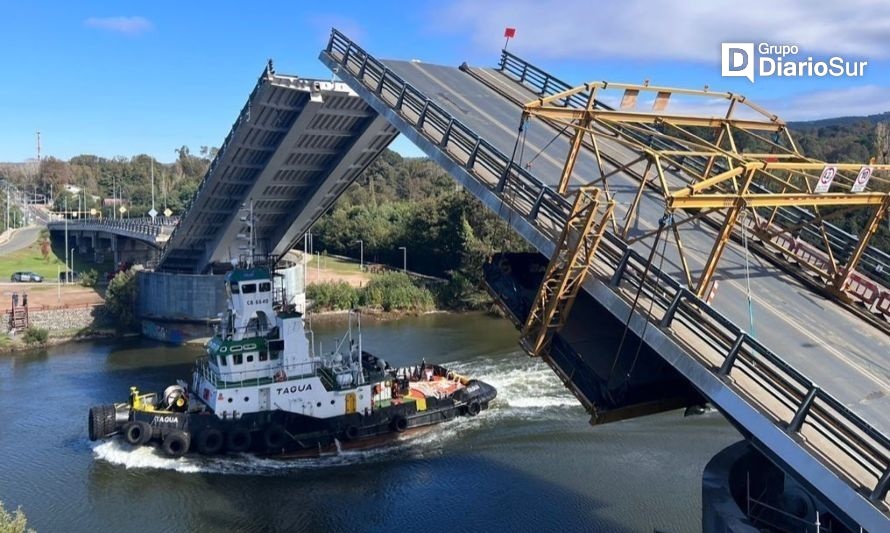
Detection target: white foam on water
<box><xmin>92</xmin><ymin>434</ymin><xmax>439</xmax><ymax>475</ymax></box>
<box><xmin>92</xmin><ymin>352</ymin><xmax>582</xmax><ymax>474</ymax></box>
<box><xmin>452</xmin><ymin>353</ymin><xmax>582</xmax><ymax>416</ymax></box>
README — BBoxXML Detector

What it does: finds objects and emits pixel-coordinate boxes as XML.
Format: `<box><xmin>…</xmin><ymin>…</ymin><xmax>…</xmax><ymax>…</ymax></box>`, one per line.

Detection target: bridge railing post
<box><xmin>416</xmin><ymin>101</ymin><xmax>430</xmax><ymax>130</ymax></box>
<box><xmin>787</xmin><ymin>386</ymin><xmax>819</xmax><ymax>433</ymax></box>
<box><xmin>872</xmin><ymin>467</ymin><xmax>890</xmax><ymax>502</ymax></box>
<box><xmin>528</xmin><ymin>187</ymin><xmax>546</xmax><ymax>220</ymax></box>
<box><xmin>718</xmin><ymin>333</ymin><xmax>747</xmax><ymax>376</ymax></box>
<box><xmin>465</xmin><ymin>139</ymin><xmax>481</xmax><ymax>170</ymax></box>
<box><xmin>439</xmin><ymin>118</ymin><xmax>454</xmax><ymax>149</ymax></box>
<box><xmin>376</xmin><ymin>67</ymin><xmax>388</xmax><ymax>94</ymax></box>
<box><xmin>659</xmin><ymin>288</ymin><xmax>688</xmax><ymax>328</ymax></box>
<box><xmin>395</xmin><ymin>85</ymin><xmax>407</xmax><ymax>110</ymax></box>
<box><xmin>357</xmin><ymin>56</ymin><xmax>369</xmax><ymax>80</ymax></box>
<box><xmin>610</xmin><ymin>248</ymin><xmax>633</xmax><ymax>287</ymax></box>
<box><xmin>495</xmin><ymin>165</ymin><xmax>510</xmax><ymax>193</ymax></box>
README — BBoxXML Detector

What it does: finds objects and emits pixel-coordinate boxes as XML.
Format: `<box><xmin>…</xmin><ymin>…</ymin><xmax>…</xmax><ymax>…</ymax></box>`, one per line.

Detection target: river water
<box><xmin>0</xmin><ymin>313</ymin><xmax>740</xmax><ymax>532</ymax></box>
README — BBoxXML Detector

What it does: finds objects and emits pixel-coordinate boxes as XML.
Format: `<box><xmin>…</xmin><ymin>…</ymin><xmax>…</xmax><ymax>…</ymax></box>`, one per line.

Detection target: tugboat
<box><xmin>88</xmin><ymin>262</ymin><xmax>497</xmax><ymax>458</ymax></box>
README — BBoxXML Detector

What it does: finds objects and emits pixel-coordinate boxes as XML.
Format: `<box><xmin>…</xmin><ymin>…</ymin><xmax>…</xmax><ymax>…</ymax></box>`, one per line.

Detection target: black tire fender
<box><xmin>162</xmin><ymin>430</ymin><xmax>191</xmax><ymax>458</ymax></box>
<box><xmin>196</xmin><ymin>428</ymin><xmax>224</xmax><ymax>455</ymax></box>
<box><xmin>88</xmin><ymin>405</ymin><xmax>116</xmax><ymax>441</ymax></box>
<box><xmin>226</xmin><ymin>428</ymin><xmax>252</xmax><ymax>453</ymax></box>
<box><xmin>343</xmin><ymin>424</ymin><xmax>360</xmax><ymax>441</ymax></box>
<box><xmin>124</xmin><ymin>421</ymin><xmax>153</xmax><ymax>445</ymax></box>
<box><xmin>466</xmin><ymin>400</ymin><xmax>481</xmax><ymax>416</ymax></box>
<box><xmin>390</xmin><ymin>415</ymin><xmax>408</xmax><ymax>433</ymax></box>
<box><xmin>263</xmin><ymin>425</ymin><xmax>287</xmax><ymax>450</ymax></box>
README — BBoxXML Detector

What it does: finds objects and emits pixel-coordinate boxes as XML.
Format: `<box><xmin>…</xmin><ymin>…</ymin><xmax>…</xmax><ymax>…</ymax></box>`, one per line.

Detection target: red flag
<box><xmin>504</xmin><ymin>27</ymin><xmax>516</xmax><ymax>38</ymax></box>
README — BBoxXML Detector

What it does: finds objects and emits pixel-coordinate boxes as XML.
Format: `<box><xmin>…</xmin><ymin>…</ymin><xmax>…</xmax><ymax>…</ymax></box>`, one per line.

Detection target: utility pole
<box><xmin>64</xmin><ymin>195</ymin><xmax>69</xmax><ymax>283</ymax></box>
<box><xmin>36</xmin><ymin>129</ymin><xmax>41</xmax><ymax>205</ymax></box>
<box><xmin>398</xmin><ymin>246</ymin><xmax>407</xmax><ymax>272</ymax></box>
<box><xmin>355</xmin><ymin>239</ymin><xmax>363</xmax><ymax>271</ymax></box>
<box><xmin>149</xmin><ymin>160</ymin><xmax>157</xmax><ymax>222</ymax></box>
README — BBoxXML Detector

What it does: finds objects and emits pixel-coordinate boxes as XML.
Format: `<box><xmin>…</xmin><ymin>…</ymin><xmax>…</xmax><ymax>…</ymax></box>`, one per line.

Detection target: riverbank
<box><xmin>0</xmin><ymin>327</ymin><xmax>134</xmax><ymax>354</ymax></box>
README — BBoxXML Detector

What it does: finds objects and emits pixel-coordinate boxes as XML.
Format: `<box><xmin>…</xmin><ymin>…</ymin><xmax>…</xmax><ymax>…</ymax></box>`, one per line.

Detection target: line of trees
<box><xmin>310</xmin><ymin>150</ymin><xmax>531</xmax><ymax>307</ymax></box>
<box><xmin>0</xmin><ymin>145</ymin><xmax>217</xmax><ymax>219</ymax></box>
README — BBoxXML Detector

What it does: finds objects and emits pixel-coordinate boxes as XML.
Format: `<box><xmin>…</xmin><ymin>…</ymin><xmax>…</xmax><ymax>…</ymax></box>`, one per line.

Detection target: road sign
<box><xmin>148</xmin><ymin>208</ymin><xmax>158</xmax><ymax>220</ymax></box>
<box><xmin>119</xmin><ymin>206</ymin><xmax>127</xmax><ymax>214</ymax></box>
<box><xmin>851</xmin><ymin>166</ymin><xmax>873</xmax><ymax>193</ymax></box>
<box><xmin>89</xmin><ymin>208</ymin><xmax>97</xmax><ymax>216</ymax></box>
<box><xmin>814</xmin><ymin>165</ymin><xmax>837</xmax><ymax>193</ymax></box>
<box><xmin>163</xmin><ymin>208</ymin><xmax>172</xmax><ymax>217</ymax></box>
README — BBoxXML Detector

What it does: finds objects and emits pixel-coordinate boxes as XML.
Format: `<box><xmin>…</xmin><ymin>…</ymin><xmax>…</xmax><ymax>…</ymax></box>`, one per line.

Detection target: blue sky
<box><xmin>2</xmin><ymin>0</ymin><xmax>889</xmax><ymax>163</ymax></box>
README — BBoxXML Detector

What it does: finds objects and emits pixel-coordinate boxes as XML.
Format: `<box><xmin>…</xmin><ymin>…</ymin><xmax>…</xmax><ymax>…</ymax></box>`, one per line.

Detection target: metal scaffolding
<box><xmin>521</xmin><ymin>81</ymin><xmax>890</xmax><ymax>299</ymax></box>
<box><xmin>519</xmin><ymin>186</ymin><xmax>615</xmax><ymax>357</ymax></box>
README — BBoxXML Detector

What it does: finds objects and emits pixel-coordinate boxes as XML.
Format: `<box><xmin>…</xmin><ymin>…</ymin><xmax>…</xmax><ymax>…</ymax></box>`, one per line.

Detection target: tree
<box><xmin>874</xmin><ymin>121</ymin><xmax>890</xmax><ymax>164</ymax></box>
<box><xmin>40</xmin><ymin>237</ymin><xmax>51</xmax><ymax>262</ymax></box>
<box><xmin>0</xmin><ymin>500</ymin><xmax>35</xmax><ymax>533</ymax></box>
<box><xmin>105</xmin><ymin>269</ymin><xmax>138</xmax><ymax>332</ymax></box>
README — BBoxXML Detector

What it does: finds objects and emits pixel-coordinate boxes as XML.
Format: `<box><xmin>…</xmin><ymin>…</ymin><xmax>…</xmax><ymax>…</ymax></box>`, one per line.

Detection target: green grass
<box><xmin>311</xmin><ymin>254</ymin><xmax>365</xmax><ymax>275</ymax></box>
<box><xmin>0</xmin><ymin>233</ymin><xmax>112</xmax><ymax>281</ymax></box>
<box><xmin>0</xmin><ymin>240</ymin><xmax>67</xmax><ymax>280</ymax></box>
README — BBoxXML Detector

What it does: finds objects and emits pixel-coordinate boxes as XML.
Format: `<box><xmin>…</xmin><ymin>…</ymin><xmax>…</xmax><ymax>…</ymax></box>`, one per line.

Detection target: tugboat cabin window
<box><xmin>230</xmin><ymin>282</ymin><xmax>240</xmax><ymax>294</ymax></box>
<box><xmin>219</xmin><ymin>355</ymin><xmax>227</xmax><ymax>366</ymax></box>
<box><xmin>259</xmin><ymin>351</ymin><xmax>268</xmax><ymax>362</ymax></box>
<box><xmin>259</xmin><ymin>282</ymin><xmax>271</xmax><ymax>292</ymax></box>
<box><xmin>233</xmin><ymin>354</ymin><xmax>243</xmax><ymax>365</ymax></box>
<box><xmin>246</xmin><ymin>355</ymin><xmax>254</xmax><ymax>363</ymax></box>
<box><xmin>242</xmin><ymin>283</ymin><xmax>257</xmax><ymax>294</ymax></box>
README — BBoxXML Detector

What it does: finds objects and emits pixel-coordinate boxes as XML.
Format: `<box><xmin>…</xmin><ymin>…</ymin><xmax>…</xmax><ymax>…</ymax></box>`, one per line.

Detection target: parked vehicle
<box><xmin>10</xmin><ymin>271</ymin><xmax>43</xmax><ymax>283</ymax></box>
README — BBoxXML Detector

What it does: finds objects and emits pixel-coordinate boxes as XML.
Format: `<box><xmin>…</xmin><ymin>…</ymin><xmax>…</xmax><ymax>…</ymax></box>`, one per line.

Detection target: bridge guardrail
<box><xmin>498</xmin><ymin>50</ymin><xmax>890</xmax><ymax>288</ymax></box>
<box><xmin>47</xmin><ymin>216</ymin><xmax>179</xmax><ymax>242</ymax></box>
<box><xmin>325</xmin><ymin>28</ymin><xmax>890</xmax><ymax>519</ymax></box>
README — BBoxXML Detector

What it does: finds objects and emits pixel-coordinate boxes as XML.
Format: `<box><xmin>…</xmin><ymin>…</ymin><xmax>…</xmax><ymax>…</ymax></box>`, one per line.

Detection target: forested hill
<box><xmin>789</xmin><ymin>113</ymin><xmax>890</xmax><ymax>163</ymax></box>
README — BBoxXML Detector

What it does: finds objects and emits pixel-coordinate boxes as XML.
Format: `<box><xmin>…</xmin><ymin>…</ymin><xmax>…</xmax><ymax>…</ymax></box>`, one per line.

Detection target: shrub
<box><xmin>307</xmin><ymin>281</ymin><xmax>359</xmax><ymax>311</ymax></box>
<box><xmin>105</xmin><ymin>269</ymin><xmax>138</xmax><ymax>332</ymax></box>
<box><xmin>79</xmin><ymin>269</ymin><xmax>98</xmax><ymax>288</ymax></box>
<box><xmin>0</xmin><ymin>501</ymin><xmax>35</xmax><ymax>533</ymax></box>
<box><xmin>434</xmin><ymin>272</ymin><xmax>489</xmax><ymax>311</ymax></box>
<box><xmin>22</xmin><ymin>327</ymin><xmax>49</xmax><ymax>346</ymax></box>
<box><xmin>360</xmin><ymin>272</ymin><xmax>434</xmax><ymax>312</ymax></box>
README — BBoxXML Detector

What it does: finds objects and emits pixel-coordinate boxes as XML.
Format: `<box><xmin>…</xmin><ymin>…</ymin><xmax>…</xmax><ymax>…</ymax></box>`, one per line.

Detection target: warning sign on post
<box><xmin>851</xmin><ymin>166</ymin><xmax>873</xmax><ymax>193</ymax></box>
<box><xmin>814</xmin><ymin>165</ymin><xmax>837</xmax><ymax>193</ymax></box>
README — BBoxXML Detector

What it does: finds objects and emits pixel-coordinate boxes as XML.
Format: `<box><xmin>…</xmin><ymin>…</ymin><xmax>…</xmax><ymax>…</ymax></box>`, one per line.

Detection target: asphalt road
<box><xmin>381</xmin><ymin>59</ymin><xmax>890</xmax><ymax>434</ymax></box>
<box><xmin>0</xmin><ymin>225</ymin><xmax>42</xmax><ymax>255</ymax></box>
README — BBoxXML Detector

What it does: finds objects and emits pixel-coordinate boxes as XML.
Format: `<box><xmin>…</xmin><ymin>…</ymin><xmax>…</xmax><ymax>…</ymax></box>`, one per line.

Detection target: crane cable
<box><xmin>498</xmin><ymin>116</ymin><xmax>528</xmax><ymax>224</ymax></box>
<box><xmin>605</xmin><ymin>212</ymin><xmax>670</xmax><ymax>402</ymax></box>
<box><xmin>740</xmin><ymin>209</ymin><xmax>757</xmax><ymax>338</ymax></box>
<box><xmin>525</xmin><ymin>122</ymin><xmax>571</xmax><ymax>169</ymax></box>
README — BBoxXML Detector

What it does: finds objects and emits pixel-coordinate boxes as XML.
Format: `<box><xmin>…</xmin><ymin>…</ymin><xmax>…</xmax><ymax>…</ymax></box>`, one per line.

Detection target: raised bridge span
<box><xmin>98</xmin><ymin>30</ymin><xmax>888</xmax><ymax>529</ymax></box>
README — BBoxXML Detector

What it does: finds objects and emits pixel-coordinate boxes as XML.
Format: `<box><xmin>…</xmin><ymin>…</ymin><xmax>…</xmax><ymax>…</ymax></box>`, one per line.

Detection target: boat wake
<box><xmin>92</xmin><ymin>351</ymin><xmax>581</xmax><ymax>474</ymax></box>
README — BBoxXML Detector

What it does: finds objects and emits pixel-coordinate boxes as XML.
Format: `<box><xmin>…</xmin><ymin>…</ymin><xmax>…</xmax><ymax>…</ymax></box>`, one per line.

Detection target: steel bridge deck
<box><xmin>378</xmin><ymin>58</ymin><xmax>889</xmax><ymax>434</ymax></box>
<box><xmin>321</xmin><ymin>31</ymin><xmax>889</xmax><ymax>529</ymax></box>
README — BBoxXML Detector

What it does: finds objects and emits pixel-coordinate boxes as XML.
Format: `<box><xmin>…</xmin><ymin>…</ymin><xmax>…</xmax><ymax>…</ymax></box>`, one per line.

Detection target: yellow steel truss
<box><xmin>520</xmin><ymin>186</ymin><xmax>615</xmax><ymax>357</ymax></box>
<box><xmin>521</xmin><ymin>81</ymin><xmax>890</xmax><ymax>299</ymax></box>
